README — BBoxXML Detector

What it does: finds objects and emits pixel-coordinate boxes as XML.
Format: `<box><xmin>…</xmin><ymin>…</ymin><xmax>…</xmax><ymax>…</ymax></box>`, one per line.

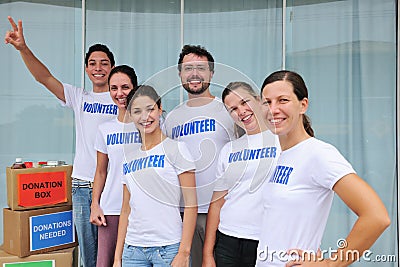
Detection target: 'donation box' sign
<box><xmin>3</xmin><ymin>260</ymin><xmax>55</xmax><ymax>267</ymax></box>
<box><xmin>17</xmin><ymin>171</ymin><xmax>67</xmax><ymax>207</ymax></box>
<box><xmin>29</xmin><ymin>210</ymin><xmax>75</xmax><ymax>251</ymax></box>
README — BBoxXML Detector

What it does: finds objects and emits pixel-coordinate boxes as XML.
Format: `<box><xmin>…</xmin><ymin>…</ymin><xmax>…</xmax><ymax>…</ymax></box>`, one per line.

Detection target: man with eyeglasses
<box><xmin>163</xmin><ymin>44</ymin><xmax>236</xmax><ymax>267</ymax></box>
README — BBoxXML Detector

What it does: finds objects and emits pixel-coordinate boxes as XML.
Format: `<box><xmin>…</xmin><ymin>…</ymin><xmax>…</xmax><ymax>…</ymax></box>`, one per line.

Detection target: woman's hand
<box><xmin>112</xmin><ymin>259</ymin><xmax>122</xmax><ymax>267</ymax></box>
<box><xmin>202</xmin><ymin>253</ymin><xmax>216</xmax><ymax>267</ymax></box>
<box><xmin>171</xmin><ymin>251</ymin><xmax>190</xmax><ymax>267</ymax></box>
<box><xmin>90</xmin><ymin>203</ymin><xmax>107</xmax><ymax>226</ymax></box>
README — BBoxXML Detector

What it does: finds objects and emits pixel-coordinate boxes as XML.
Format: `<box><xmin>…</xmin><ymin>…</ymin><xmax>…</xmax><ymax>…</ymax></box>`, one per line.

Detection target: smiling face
<box><xmin>179</xmin><ymin>53</ymin><xmax>213</xmax><ymax>96</ymax></box>
<box><xmin>130</xmin><ymin>95</ymin><xmax>162</xmax><ymax>136</ymax></box>
<box><xmin>109</xmin><ymin>72</ymin><xmax>134</xmax><ymax>110</ymax></box>
<box><xmin>85</xmin><ymin>51</ymin><xmax>113</xmax><ymax>89</ymax></box>
<box><xmin>261</xmin><ymin>80</ymin><xmax>308</xmax><ymax>137</ymax></box>
<box><xmin>224</xmin><ymin>87</ymin><xmax>265</xmax><ymax>135</ymax></box>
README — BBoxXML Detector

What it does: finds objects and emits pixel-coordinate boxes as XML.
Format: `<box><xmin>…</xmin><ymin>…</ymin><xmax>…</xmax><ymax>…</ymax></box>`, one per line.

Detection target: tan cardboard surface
<box><xmin>0</xmin><ymin>246</ymin><xmax>78</xmax><ymax>266</ymax></box>
<box><xmin>6</xmin><ymin>166</ymin><xmax>72</xmax><ymax>210</ymax></box>
<box><xmin>3</xmin><ymin>206</ymin><xmax>78</xmax><ymax>257</ymax></box>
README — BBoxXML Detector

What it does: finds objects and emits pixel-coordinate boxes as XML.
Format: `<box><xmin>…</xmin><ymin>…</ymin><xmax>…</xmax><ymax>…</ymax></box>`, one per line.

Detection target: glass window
<box><xmin>1</xmin><ymin>3</ymin><xmax>398</xmax><ymax>261</ymax></box>
<box><xmin>286</xmin><ymin>0</ymin><xmax>397</xmax><ymax>265</ymax></box>
<box><xmin>184</xmin><ymin>0</ymin><xmax>282</xmax><ymax>96</ymax></box>
<box><xmin>85</xmin><ymin>0</ymin><xmax>181</xmax><ymax>112</ymax></box>
<box><xmin>0</xmin><ymin>0</ymin><xmax>81</xmax><ymax>243</ymax></box>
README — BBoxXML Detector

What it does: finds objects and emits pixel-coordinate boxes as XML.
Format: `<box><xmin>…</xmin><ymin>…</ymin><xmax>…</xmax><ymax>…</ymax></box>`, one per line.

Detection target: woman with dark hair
<box><xmin>113</xmin><ymin>85</ymin><xmax>197</xmax><ymax>267</ymax></box>
<box><xmin>90</xmin><ymin>65</ymin><xmax>141</xmax><ymax>267</ymax></box>
<box><xmin>257</xmin><ymin>70</ymin><xmax>390</xmax><ymax>266</ymax></box>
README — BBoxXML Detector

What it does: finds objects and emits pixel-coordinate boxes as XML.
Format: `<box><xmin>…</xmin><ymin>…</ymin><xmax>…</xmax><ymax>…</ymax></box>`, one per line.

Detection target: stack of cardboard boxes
<box><xmin>1</xmin><ymin>165</ymin><xmax>78</xmax><ymax>266</ymax></box>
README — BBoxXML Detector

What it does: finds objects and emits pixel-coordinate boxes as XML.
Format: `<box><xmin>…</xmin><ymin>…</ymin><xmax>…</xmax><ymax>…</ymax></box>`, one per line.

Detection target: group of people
<box><xmin>5</xmin><ymin>16</ymin><xmax>390</xmax><ymax>267</ymax></box>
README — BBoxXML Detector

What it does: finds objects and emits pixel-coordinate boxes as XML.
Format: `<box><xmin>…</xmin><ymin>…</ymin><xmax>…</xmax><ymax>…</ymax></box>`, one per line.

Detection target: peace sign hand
<box><xmin>5</xmin><ymin>16</ymin><xmax>27</xmax><ymax>51</ymax></box>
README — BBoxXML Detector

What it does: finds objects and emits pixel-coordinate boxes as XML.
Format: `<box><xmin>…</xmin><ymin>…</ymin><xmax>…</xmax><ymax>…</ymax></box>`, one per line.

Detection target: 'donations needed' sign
<box><xmin>29</xmin><ymin>210</ymin><xmax>75</xmax><ymax>251</ymax></box>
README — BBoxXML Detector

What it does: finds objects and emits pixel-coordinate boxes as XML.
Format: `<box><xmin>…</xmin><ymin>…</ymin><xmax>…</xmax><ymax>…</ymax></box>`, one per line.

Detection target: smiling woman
<box><xmin>127</xmin><ymin>86</ymin><xmax>163</xmax><ymax>137</ymax></box>
<box><xmin>89</xmin><ymin>64</ymin><xmax>141</xmax><ymax>267</ymax></box>
<box><xmin>202</xmin><ymin>81</ymin><xmax>279</xmax><ymax>267</ymax></box>
<box><xmin>113</xmin><ymin>85</ymin><xmax>198</xmax><ymax>266</ymax></box>
<box><xmin>257</xmin><ymin>70</ymin><xmax>390</xmax><ymax>267</ymax></box>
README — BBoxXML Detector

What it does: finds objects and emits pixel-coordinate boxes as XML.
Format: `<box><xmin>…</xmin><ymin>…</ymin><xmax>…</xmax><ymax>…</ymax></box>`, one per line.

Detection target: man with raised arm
<box><xmin>5</xmin><ymin>16</ymin><xmax>117</xmax><ymax>267</ymax></box>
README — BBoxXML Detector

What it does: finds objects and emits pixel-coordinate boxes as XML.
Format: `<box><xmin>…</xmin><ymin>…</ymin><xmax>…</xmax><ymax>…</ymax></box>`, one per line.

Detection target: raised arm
<box><xmin>5</xmin><ymin>16</ymin><xmax>65</xmax><ymax>102</ymax></box>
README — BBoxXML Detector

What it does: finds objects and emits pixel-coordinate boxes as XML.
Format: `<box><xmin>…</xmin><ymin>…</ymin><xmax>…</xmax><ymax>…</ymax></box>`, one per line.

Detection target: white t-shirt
<box><xmin>122</xmin><ymin>138</ymin><xmax>196</xmax><ymax>247</ymax></box>
<box><xmin>256</xmin><ymin>137</ymin><xmax>356</xmax><ymax>267</ymax></box>
<box><xmin>62</xmin><ymin>84</ymin><xmax>118</xmax><ymax>182</ymax></box>
<box><xmin>215</xmin><ymin>130</ymin><xmax>280</xmax><ymax>241</ymax></box>
<box><xmin>94</xmin><ymin>118</ymin><xmax>141</xmax><ymax>215</ymax></box>
<box><xmin>163</xmin><ymin>97</ymin><xmax>236</xmax><ymax>212</ymax></box>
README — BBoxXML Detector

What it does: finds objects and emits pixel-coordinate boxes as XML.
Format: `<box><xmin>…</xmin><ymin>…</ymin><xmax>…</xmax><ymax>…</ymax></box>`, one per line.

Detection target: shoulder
<box><xmin>166</xmin><ymin>102</ymin><xmax>187</xmax><ymax>115</ymax></box>
<box><xmin>212</xmin><ymin>97</ymin><xmax>224</xmax><ymax>105</ymax></box>
<box><xmin>210</xmin><ymin>97</ymin><xmax>229</xmax><ymax>112</ymax></box>
<box><xmin>221</xmin><ymin>140</ymin><xmax>234</xmax><ymax>153</ymax></box>
<box><xmin>163</xmin><ymin>102</ymin><xmax>187</xmax><ymax>125</ymax></box>
<box><xmin>89</xmin><ymin>91</ymin><xmax>113</xmax><ymax>100</ymax></box>
<box><xmin>62</xmin><ymin>83</ymin><xmax>85</xmax><ymax>95</ymax></box>
<box><xmin>98</xmin><ymin>118</ymin><xmax>117</xmax><ymax>130</ymax></box>
<box><xmin>309</xmin><ymin>138</ymin><xmax>342</xmax><ymax>156</ymax></box>
<box><xmin>284</xmin><ymin>138</ymin><xmax>340</xmax><ymax>163</ymax></box>
<box><xmin>306</xmin><ymin>138</ymin><xmax>353</xmax><ymax>172</ymax></box>
<box><xmin>162</xmin><ymin>138</ymin><xmax>195</xmax><ymax>166</ymax></box>
<box><xmin>219</xmin><ymin>135</ymin><xmax>246</xmax><ymax>154</ymax></box>
<box><xmin>211</xmin><ymin>98</ymin><xmax>235</xmax><ymax>123</ymax></box>
<box><xmin>163</xmin><ymin>138</ymin><xmax>188</xmax><ymax>151</ymax></box>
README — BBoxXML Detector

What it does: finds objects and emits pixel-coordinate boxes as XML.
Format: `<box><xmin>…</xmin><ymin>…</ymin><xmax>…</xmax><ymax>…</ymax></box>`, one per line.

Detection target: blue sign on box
<box><xmin>29</xmin><ymin>210</ymin><xmax>75</xmax><ymax>251</ymax></box>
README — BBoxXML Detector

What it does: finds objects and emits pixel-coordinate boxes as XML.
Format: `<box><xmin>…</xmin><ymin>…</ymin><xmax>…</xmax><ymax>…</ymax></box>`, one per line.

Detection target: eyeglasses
<box><xmin>182</xmin><ymin>65</ymin><xmax>209</xmax><ymax>73</ymax></box>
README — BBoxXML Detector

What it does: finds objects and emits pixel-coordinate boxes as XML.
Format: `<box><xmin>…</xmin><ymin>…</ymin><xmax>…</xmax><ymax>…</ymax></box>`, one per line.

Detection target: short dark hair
<box><xmin>177</xmin><ymin>44</ymin><xmax>214</xmax><ymax>72</ymax></box>
<box><xmin>108</xmin><ymin>65</ymin><xmax>138</xmax><ymax>90</ymax></box>
<box><xmin>85</xmin><ymin>44</ymin><xmax>115</xmax><ymax>67</ymax></box>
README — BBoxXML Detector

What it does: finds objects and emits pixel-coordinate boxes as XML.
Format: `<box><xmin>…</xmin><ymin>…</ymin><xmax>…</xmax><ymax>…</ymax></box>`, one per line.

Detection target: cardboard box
<box><xmin>3</xmin><ymin>206</ymin><xmax>78</xmax><ymax>257</ymax></box>
<box><xmin>6</xmin><ymin>166</ymin><xmax>72</xmax><ymax>210</ymax></box>
<box><xmin>0</xmin><ymin>246</ymin><xmax>78</xmax><ymax>267</ymax></box>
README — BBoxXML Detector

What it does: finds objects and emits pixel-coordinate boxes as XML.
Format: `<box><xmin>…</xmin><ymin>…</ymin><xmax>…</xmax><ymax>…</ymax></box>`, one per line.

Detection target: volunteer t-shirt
<box><xmin>122</xmin><ymin>138</ymin><xmax>195</xmax><ymax>246</ymax></box>
<box><xmin>62</xmin><ymin>83</ymin><xmax>118</xmax><ymax>182</ymax></box>
<box><xmin>256</xmin><ymin>137</ymin><xmax>356</xmax><ymax>266</ymax></box>
<box><xmin>95</xmin><ymin>118</ymin><xmax>141</xmax><ymax>215</ymax></box>
<box><xmin>163</xmin><ymin>97</ymin><xmax>236</xmax><ymax>212</ymax></box>
<box><xmin>215</xmin><ymin>130</ymin><xmax>280</xmax><ymax>240</ymax></box>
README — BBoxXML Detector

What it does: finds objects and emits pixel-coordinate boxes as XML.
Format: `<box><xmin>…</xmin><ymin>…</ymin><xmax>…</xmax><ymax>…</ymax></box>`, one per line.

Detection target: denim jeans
<box><xmin>215</xmin><ymin>230</ymin><xmax>258</xmax><ymax>267</ymax></box>
<box><xmin>72</xmin><ymin>185</ymin><xmax>98</xmax><ymax>267</ymax></box>
<box><xmin>122</xmin><ymin>242</ymin><xmax>180</xmax><ymax>267</ymax></box>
